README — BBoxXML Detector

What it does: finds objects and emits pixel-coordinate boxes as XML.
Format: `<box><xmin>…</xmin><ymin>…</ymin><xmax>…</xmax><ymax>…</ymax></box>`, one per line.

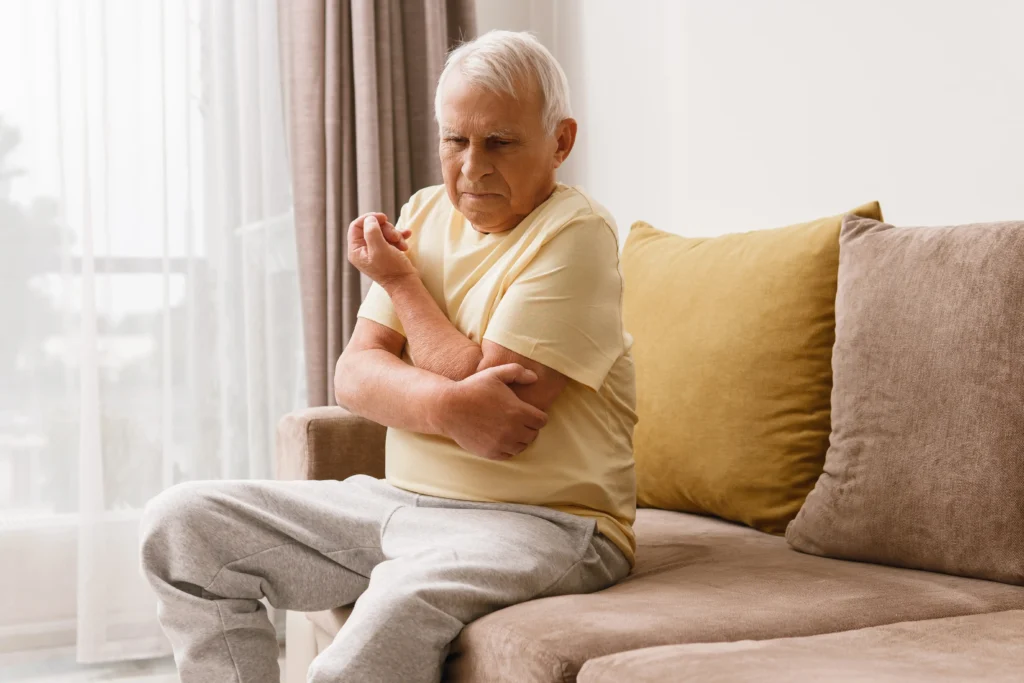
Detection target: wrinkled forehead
<box><xmin>439</xmin><ymin>108</ymin><xmax>523</xmax><ymax>139</ymax></box>
<box><xmin>437</xmin><ymin>70</ymin><xmax>544</xmax><ymax>134</ymax></box>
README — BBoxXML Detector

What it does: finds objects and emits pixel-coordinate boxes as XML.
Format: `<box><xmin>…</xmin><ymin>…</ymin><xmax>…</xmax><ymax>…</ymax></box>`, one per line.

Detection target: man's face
<box><xmin>438</xmin><ymin>70</ymin><xmax>575</xmax><ymax>234</ymax></box>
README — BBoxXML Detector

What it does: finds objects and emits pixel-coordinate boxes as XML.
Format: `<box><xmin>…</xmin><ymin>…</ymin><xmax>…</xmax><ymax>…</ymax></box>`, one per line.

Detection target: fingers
<box><xmin>495</xmin><ymin>424</ymin><xmax>544</xmax><ymax>459</ymax></box>
<box><xmin>499</xmin><ymin>435</ymin><xmax>538</xmax><ymax>459</ymax></box>
<box><xmin>394</xmin><ymin>227</ymin><xmax>411</xmax><ymax>251</ymax></box>
<box><xmin>515</xmin><ymin>426</ymin><xmax>540</xmax><ymax>445</ymax></box>
<box><xmin>513</xmin><ymin>368</ymin><xmax>538</xmax><ymax>385</ymax></box>
<box><xmin>363</xmin><ymin>215</ymin><xmax>388</xmax><ymax>253</ymax></box>
<box><xmin>381</xmin><ymin>221</ymin><xmax>409</xmax><ymax>251</ymax></box>
<box><xmin>349</xmin><ymin>212</ymin><xmax>388</xmax><ymax>232</ymax></box>
<box><xmin>347</xmin><ymin>217</ymin><xmax>366</xmax><ymax>251</ymax></box>
<box><xmin>353</xmin><ymin>212</ymin><xmax>409</xmax><ymax>251</ymax></box>
<box><xmin>486</xmin><ymin>363</ymin><xmax>529</xmax><ymax>385</ymax></box>
<box><xmin>486</xmin><ymin>362</ymin><xmax>538</xmax><ymax>386</ymax></box>
<box><xmin>499</xmin><ymin>442</ymin><xmax>530</xmax><ymax>459</ymax></box>
<box><xmin>522</xmin><ymin>406</ymin><xmax>548</xmax><ymax>431</ymax></box>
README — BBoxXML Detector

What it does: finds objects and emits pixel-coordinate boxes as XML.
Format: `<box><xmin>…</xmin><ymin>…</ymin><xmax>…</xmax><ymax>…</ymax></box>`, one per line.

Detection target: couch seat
<box><xmin>443</xmin><ymin>510</ymin><xmax>1024</xmax><ymax>682</ymax></box>
<box><xmin>577</xmin><ymin>609</ymin><xmax>1024</xmax><ymax>682</ymax></box>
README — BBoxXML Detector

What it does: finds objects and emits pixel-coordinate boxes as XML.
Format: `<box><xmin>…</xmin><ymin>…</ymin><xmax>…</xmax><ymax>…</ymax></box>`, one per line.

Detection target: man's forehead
<box><xmin>438</xmin><ymin>70</ymin><xmax>543</xmax><ymax>135</ymax></box>
<box><xmin>439</xmin><ymin>102</ymin><xmax>525</xmax><ymax>136</ymax></box>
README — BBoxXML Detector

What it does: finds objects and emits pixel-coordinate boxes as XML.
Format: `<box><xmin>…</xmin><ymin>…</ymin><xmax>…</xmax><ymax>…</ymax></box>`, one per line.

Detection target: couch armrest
<box><xmin>275</xmin><ymin>406</ymin><xmax>386</xmax><ymax>481</ymax></box>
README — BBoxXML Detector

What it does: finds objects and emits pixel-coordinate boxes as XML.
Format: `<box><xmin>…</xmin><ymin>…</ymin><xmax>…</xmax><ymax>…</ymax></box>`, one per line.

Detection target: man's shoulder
<box><xmin>553</xmin><ymin>185</ymin><xmax>615</xmax><ymax>223</ymax></box>
<box><xmin>543</xmin><ymin>185</ymin><xmax>620</xmax><ymax>250</ymax></box>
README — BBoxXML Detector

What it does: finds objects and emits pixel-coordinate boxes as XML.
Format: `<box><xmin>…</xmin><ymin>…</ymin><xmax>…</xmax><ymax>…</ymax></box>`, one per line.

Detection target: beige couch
<box><xmin>276</xmin><ymin>407</ymin><xmax>1024</xmax><ymax>682</ymax></box>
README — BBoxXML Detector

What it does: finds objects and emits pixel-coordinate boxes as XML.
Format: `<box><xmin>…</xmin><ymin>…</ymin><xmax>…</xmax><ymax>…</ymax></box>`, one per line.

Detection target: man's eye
<box><xmin>491</xmin><ymin>139</ymin><xmax>512</xmax><ymax>146</ymax></box>
<box><xmin>445</xmin><ymin>137</ymin><xmax>467</xmax><ymax>144</ymax></box>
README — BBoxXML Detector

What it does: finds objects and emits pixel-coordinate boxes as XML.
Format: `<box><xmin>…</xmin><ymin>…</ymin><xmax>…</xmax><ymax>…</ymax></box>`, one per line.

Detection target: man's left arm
<box><xmin>391</xmin><ymin>216</ymin><xmax>626</xmax><ymax>409</ymax></box>
<box><xmin>383</xmin><ymin>272</ymin><xmax>568</xmax><ymax>410</ymax></box>
<box><xmin>352</xmin><ymin>215</ymin><xmax>568</xmax><ymax>410</ymax></box>
<box><xmin>381</xmin><ymin>270</ymin><xmax>486</xmax><ymax>381</ymax></box>
<box><xmin>354</xmin><ymin>215</ymin><xmax>622</xmax><ymax>411</ymax></box>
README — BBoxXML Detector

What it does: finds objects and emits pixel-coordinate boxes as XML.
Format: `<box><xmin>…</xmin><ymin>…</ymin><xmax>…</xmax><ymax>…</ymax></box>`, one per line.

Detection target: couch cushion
<box><xmin>622</xmin><ymin>203</ymin><xmax>881</xmax><ymax>535</ymax></box>
<box><xmin>787</xmin><ymin>217</ymin><xmax>1024</xmax><ymax>585</ymax></box>
<box><xmin>444</xmin><ymin>509</ymin><xmax>1024</xmax><ymax>683</ymax></box>
<box><xmin>577</xmin><ymin>610</ymin><xmax>1024</xmax><ymax>682</ymax></box>
<box><xmin>306</xmin><ymin>605</ymin><xmax>352</xmax><ymax>639</ymax></box>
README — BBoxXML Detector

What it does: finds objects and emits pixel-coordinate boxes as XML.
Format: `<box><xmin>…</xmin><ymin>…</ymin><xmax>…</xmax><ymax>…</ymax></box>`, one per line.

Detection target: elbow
<box><xmin>334</xmin><ymin>387</ymin><xmax>353</xmax><ymax>411</ymax></box>
<box><xmin>333</xmin><ymin>354</ymin><xmax>356</xmax><ymax>409</ymax></box>
<box><xmin>419</xmin><ymin>346</ymin><xmax>481</xmax><ymax>381</ymax></box>
<box><xmin>455</xmin><ymin>347</ymin><xmax>485</xmax><ymax>380</ymax></box>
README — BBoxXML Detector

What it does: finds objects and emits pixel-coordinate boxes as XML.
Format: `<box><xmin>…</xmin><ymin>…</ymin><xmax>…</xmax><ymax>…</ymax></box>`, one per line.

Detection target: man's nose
<box><xmin>461</xmin><ymin>144</ymin><xmax>493</xmax><ymax>182</ymax></box>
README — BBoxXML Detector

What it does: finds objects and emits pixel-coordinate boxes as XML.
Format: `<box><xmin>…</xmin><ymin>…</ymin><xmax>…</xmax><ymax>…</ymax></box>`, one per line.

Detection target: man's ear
<box><xmin>553</xmin><ymin>118</ymin><xmax>577</xmax><ymax>169</ymax></box>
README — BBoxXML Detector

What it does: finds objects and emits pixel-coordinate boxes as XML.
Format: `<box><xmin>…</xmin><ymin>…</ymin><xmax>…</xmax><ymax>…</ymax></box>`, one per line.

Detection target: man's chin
<box><xmin>460</xmin><ymin>208</ymin><xmax>511</xmax><ymax>233</ymax></box>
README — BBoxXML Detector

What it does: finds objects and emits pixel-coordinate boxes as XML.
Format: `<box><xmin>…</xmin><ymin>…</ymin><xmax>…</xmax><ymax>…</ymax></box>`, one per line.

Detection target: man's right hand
<box><xmin>351</xmin><ymin>212</ymin><xmax>412</xmax><ymax>251</ymax></box>
<box><xmin>436</xmin><ymin>364</ymin><xmax>549</xmax><ymax>460</ymax></box>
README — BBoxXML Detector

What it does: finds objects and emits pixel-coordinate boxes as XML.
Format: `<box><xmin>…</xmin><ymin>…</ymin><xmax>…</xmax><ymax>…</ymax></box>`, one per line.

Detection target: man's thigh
<box><xmin>141</xmin><ymin>475</ymin><xmax>416</xmax><ymax>608</ymax></box>
<box><xmin>372</xmin><ymin>505</ymin><xmax>600</xmax><ymax>619</ymax></box>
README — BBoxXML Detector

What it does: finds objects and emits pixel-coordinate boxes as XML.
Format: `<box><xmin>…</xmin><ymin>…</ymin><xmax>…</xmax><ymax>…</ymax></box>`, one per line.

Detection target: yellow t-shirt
<box><xmin>357</xmin><ymin>183</ymin><xmax>638</xmax><ymax>565</ymax></box>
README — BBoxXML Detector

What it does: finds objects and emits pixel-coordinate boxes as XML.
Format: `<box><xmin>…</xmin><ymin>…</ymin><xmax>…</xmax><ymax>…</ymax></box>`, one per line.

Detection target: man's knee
<box><xmin>306</xmin><ymin>655</ymin><xmax>337</xmax><ymax>683</ymax></box>
<box><xmin>139</xmin><ymin>481</ymin><xmax>221</xmax><ymax>580</ymax></box>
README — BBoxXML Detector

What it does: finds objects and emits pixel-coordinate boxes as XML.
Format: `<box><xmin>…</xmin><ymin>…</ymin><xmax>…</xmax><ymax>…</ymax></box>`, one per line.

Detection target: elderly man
<box><xmin>141</xmin><ymin>30</ymin><xmax>636</xmax><ymax>683</ymax></box>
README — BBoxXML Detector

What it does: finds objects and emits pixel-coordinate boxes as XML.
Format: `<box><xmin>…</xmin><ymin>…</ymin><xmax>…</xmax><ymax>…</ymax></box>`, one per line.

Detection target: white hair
<box><xmin>434</xmin><ymin>30</ymin><xmax>572</xmax><ymax>134</ymax></box>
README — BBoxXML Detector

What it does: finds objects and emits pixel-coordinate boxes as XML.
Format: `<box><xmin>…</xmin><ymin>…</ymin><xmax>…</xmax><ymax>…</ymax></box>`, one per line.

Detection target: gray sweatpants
<box><xmin>140</xmin><ymin>474</ymin><xmax>629</xmax><ymax>683</ymax></box>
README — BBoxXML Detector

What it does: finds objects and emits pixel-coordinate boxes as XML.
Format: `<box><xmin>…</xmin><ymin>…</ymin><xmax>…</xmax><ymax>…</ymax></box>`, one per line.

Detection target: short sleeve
<box><xmin>483</xmin><ymin>218</ymin><xmax>626</xmax><ymax>391</ymax></box>
<box><xmin>357</xmin><ymin>281</ymin><xmax>405</xmax><ymax>337</ymax></box>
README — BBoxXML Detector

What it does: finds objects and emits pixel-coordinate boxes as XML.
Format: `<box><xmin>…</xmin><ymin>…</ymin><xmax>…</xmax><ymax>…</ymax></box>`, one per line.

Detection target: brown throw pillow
<box><xmin>786</xmin><ymin>216</ymin><xmax>1024</xmax><ymax>585</ymax></box>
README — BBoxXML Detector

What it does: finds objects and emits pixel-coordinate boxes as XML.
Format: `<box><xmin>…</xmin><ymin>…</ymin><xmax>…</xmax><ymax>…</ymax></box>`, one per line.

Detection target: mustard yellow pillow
<box><xmin>623</xmin><ymin>203</ymin><xmax>882</xmax><ymax>534</ymax></box>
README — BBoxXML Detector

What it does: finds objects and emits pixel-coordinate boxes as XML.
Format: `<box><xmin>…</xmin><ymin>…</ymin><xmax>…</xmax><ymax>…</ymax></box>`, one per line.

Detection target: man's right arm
<box><xmin>334</xmin><ymin>318</ymin><xmax>550</xmax><ymax>460</ymax></box>
<box><xmin>333</xmin><ymin>318</ymin><xmax>451</xmax><ymax>435</ymax></box>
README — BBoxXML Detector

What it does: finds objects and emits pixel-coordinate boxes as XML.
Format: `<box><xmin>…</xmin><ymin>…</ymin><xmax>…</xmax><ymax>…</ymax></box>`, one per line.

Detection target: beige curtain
<box><xmin>278</xmin><ymin>0</ymin><xmax>475</xmax><ymax>406</ymax></box>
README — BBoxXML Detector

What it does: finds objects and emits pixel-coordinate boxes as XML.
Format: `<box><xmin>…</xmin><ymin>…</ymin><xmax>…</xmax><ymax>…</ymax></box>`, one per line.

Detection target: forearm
<box><xmin>334</xmin><ymin>348</ymin><xmax>453</xmax><ymax>436</ymax></box>
<box><xmin>383</xmin><ymin>273</ymin><xmax>483</xmax><ymax>380</ymax></box>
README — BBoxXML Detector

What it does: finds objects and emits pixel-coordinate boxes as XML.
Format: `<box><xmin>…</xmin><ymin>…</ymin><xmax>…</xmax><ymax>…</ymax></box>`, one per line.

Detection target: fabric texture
<box><xmin>442</xmin><ymin>509</ymin><xmax>1024</xmax><ymax>682</ymax></box>
<box><xmin>622</xmin><ymin>203</ymin><xmax>882</xmax><ymax>534</ymax></box>
<box><xmin>140</xmin><ymin>474</ymin><xmax>628</xmax><ymax>683</ymax></box>
<box><xmin>787</xmin><ymin>217</ymin><xmax>1024</xmax><ymax>585</ymax></box>
<box><xmin>277</xmin><ymin>0</ymin><xmax>475</xmax><ymax>406</ymax></box>
<box><xmin>275</xmin><ymin>406</ymin><xmax>386</xmax><ymax>481</ymax></box>
<box><xmin>357</xmin><ymin>184</ymin><xmax>639</xmax><ymax>564</ymax></box>
<box><xmin>577</xmin><ymin>610</ymin><xmax>1024</xmax><ymax>683</ymax></box>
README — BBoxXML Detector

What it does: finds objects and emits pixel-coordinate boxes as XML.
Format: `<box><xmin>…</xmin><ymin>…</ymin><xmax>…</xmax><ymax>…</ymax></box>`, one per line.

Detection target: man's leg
<box><xmin>139</xmin><ymin>475</ymin><xmax>415</xmax><ymax>683</ymax></box>
<box><xmin>308</xmin><ymin>502</ymin><xmax>630</xmax><ymax>683</ymax></box>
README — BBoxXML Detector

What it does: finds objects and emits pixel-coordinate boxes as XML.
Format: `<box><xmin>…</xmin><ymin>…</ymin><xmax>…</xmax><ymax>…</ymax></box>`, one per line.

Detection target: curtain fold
<box><xmin>279</xmin><ymin>0</ymin><xmax>476</xmax><ymax>407</ymax></box>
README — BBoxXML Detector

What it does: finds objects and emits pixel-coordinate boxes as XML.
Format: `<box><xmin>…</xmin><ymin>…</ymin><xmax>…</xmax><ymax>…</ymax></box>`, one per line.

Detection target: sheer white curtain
<box><xmin>0</xmin><ymin>0</ymin><xmax>303</xmax><ymax>664</ymax></box>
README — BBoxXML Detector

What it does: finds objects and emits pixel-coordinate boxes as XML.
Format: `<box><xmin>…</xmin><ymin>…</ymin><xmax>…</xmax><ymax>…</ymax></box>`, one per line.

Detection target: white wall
<box><xmin>477</xmin><ymin>0</ymin><xmax>1024</xmax><ymax>239</ymax></box>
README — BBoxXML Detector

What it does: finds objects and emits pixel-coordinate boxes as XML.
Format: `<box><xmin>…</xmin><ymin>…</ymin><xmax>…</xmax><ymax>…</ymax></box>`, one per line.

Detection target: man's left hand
<box><xmin>348</xmin><ymin>214</ymin><xmax>418</xmax><ymax>287</ymax></box>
